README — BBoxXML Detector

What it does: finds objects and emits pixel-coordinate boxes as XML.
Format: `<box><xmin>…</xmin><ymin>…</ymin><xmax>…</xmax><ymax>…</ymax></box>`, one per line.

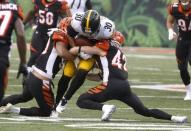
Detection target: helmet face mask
<box><xmin>180</xmin><ymin>0</ymin><xmax>191</xmax><ymax>10</ymax></box>
<box><xmin>81</xmin><ymin>10</ymin><xmax>100</xmax><ymax>34</ymax></box>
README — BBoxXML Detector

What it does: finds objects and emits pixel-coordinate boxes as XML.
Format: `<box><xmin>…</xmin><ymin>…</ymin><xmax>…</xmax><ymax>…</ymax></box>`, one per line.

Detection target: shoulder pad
<box><xmin>71</xmin><ymin>12</ymin><xmax>84</xmax><ymax>33</ymax></box>
<box><xmin>98</xmin><ymin>17</ymin><xmax>115</xmax><ymax>39</ymax></box>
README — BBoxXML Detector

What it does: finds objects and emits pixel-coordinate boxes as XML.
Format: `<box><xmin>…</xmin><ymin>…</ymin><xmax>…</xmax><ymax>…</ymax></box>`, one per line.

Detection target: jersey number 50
<box><xmin>39</xmin><ymin>10</ymin><xmax>54</xmax><ymax>25</ymax></box>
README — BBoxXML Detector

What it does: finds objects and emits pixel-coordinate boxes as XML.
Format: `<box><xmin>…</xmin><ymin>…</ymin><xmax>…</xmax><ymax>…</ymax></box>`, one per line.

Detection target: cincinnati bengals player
<box><xmin>69</xmin><ymin>39</ymin><xmax>187</xmax><ymax>123</ymax></box>
<box><xmin>24</xmin><ymin>0</ymin><xmax>71</xmax><ymax>71</ymax></box>
<box><xmin>55</xmin><ymin>10</ymin><xmax>116</xmax><ymax>114</ymax></box>
<box><xmin>0</xmin><ymin>17</ymin><xmax>75</xmax><ymax>116</ymax></box>
<box><xmin>167</xmin><ymin>0</ymin><xmax>191</xmax><ymax>100</ymax></box>
<box><xmin>0</xmin><ymin>0</ymin><xmax>27</xmax><ymax>103</ymax></box>
<box><xmin>0</xmin><ymin>0</ymin><xmax>71</xmax><ymax>112</ymax></box>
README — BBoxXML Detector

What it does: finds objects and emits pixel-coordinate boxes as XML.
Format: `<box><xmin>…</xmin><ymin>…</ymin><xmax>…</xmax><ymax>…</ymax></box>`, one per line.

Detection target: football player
<box><xmin>167</xmin><ymin>0</ymin><xmax>191</xmax><ymax>100</ymax></box>
<box><xmin>0</xmin><ymin>0</ymin><xmax>71</xmax><ymax>107</ymax></box>
<box><xmin>55</xmin><ymin>0</ymin><xmax>93</xmax><ymax>112</ymax></box>
<box><xmin>0</xmin><ymin>18</ymin><xmax>75</xmax><ymax>116</ymax></box>
<box><xmin>0</xmin><ymin>0</ymin><xmax>27</xmax><ymax>103</ymax></box>
<box><xmin>24</xmin><ymin>0</ymin><xmax>71</xmax><ymax>71</ymax></box>
<box><xmin>55</xmin><ymin>9</ymin><xmax>116</xmax><ymax>113</ymax></box>
<box><xmin>69</xmin><ymin>39</ymin><xmax>187</xmax><ymax>123</ymax></box>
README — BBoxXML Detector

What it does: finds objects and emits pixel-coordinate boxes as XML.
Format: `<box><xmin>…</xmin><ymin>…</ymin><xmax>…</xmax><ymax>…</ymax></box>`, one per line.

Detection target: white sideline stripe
<box><xmin>0</xmin><ymin>116</ymin><xmax>137</xmax><ymax>122</ymax></box>
<box><xmin>132</xmin><ymin>84</ymin><xmax>186</xmax><ymax>92</ymax></box>
<box><xmin>126</xmin><ymin>54</ymin><xmax>175</xmax><ymax>60</ymax></box>
<box><xmin>0</xmin><ymin>117</ymin><xmax>190</xmax><ymax>130</ymax></box>
<box><xmin>65</xmin><ymin>123</ymin><xmax>191</xmax><ymax>130</ymax></box>
<box><xmin>4</xmin><ymin>93</ymin><xmax>183</xmax><ymax>99</ymax></box>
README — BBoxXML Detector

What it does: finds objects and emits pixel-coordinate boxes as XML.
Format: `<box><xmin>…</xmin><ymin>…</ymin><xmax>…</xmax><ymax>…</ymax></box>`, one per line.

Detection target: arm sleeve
<box><xmin>67</xmin><ymin>25</ymin><xmax>78</xmax><ymax>38</ymax></box>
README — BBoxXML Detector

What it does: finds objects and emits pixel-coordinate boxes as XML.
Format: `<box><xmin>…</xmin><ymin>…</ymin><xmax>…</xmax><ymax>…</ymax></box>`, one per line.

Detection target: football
<box><xmin>74</xmin><ymin>36</ymin><xmax>94</xmax><ymax>46</ymax></box>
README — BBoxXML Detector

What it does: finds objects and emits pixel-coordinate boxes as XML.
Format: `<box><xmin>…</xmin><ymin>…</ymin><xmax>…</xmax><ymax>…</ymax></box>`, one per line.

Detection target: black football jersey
<box><xmin>34</xmin><ymin>38</ymin><xmax>63</xmax><ymax>79</ymax></box>
<box><xmin>33</xmin><ymin>0</ymin><xmax>68</xmax><ymax>34</ymax></box>
<box><xmin>169</xmin><ymin>3</ymin><xmax>191</xmax><ymax>40</ymax></box>
<box><xmin>0</xmin><ymin>2</ymin><xmax>23</xmax><ymax>45</ymax></box>
<box><xmin>96</xmin><ymin>40</ymin><xmax>128</xmax><ymax>82</ymax></box>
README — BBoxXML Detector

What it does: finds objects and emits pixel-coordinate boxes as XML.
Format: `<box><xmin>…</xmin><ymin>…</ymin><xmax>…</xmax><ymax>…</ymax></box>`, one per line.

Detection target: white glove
<box><xmin>47</xmin><ymin>28</ymin><xmax>65</xmax><ymax>37</ymax></box>
<box><xmin>168</xmin><ymin>28</ymin><xmax>177</xmax><ymax>40</ymax></box>
<box><xmin>79</xmin><ymin>52</ymin><xmax>92</xmax><ymax>60</ymax></box>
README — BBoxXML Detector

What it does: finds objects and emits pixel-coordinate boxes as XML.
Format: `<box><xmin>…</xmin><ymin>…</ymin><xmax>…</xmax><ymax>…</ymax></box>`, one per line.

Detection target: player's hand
<box><xmin>17</xmin><ymin>63</ymin><xmax>28</xmax><ymax>79</ymax></box>
<box><xmin>47</xmin><ymin>28</ymin><xmax>65</xmax><ymax>37</ymax></box>
<box><xmin>79</xmin><ymin>52</ymin><xmax>92</xmax><ymax>60</ymax></box>
<box><xmin>168</xmin><ymin>28</ymin><xmax>177</xmax><ymax>40</ymax></box>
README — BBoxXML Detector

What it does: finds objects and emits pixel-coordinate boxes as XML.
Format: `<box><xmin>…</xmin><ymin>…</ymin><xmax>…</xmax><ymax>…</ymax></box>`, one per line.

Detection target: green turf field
<box><xmin>0</xmin><ymin>47</ymin><xmax>190</xmax><ymax>131</ymax></box>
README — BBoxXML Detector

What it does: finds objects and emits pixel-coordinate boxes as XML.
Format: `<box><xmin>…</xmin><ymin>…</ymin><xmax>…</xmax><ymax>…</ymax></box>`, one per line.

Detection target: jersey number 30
<box><xmin>0</xmin><ymin>11</ymin><xmax>12</xmax><ymax>37</ymax></box>
<box><xmin>112</xmin><ymin>50</ymin><xmax>127</xmax><ymax>71</ymax></box>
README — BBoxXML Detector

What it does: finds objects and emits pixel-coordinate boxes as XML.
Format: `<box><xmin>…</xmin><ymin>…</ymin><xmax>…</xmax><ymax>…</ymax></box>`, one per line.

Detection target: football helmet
<box><xmin>81</xmin><ymin>10</ymin><xmax>100</xmax><ymax>34</ymax></box>
<box><xmin>179</xmin><ymin>0</ymin><xmax>191</xmax><ymax>10</ymax></box>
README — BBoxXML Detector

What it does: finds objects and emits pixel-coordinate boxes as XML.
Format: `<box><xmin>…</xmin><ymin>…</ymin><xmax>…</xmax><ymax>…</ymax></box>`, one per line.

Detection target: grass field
<box><xmin>1</xmin><ymin>46</ymin><xmax>191</xmax><ymax>131</ymax></box>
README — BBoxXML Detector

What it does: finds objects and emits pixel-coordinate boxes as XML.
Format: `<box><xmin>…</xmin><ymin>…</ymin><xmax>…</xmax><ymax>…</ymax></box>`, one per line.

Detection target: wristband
<box><xmin>78</xmin><ymin>46</ymin><xmax>81</xmax><ymax>54</ymax></box>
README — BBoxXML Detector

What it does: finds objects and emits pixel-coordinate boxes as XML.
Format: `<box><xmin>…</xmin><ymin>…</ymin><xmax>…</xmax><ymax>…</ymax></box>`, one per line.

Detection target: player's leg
<box><xmin>175</xmin><ymin>40</ymin><xmax>191</xmax><ymax>100</ymax></box>
<box><xmin>56</xmin><ymin>58</ymin><xmax>95</xmax><ymax>113</ymax></box>
<box><xmin>55</xmin><ymin>61</ymin><xmax>76</xmax><ymax>111</ymax></box>
<box><xmin>20</xmin><ymin>73</ymin><xmax>54</xmax><ymax>116</ymax></box>
<box><xmin>0</xmin><ymin>63</ymin><xmax>8</xmax><ymax>104</ymax></box>
<box><xmin>118</xmin><ymin>80</ymin><xmax>187</xmax><ymax>123</ymax></box>
<box><xmin>76</xmin><ymin>83</ymin><xmax>116</xmax><ymax>121</ymax></box>
<box><xmin>0</xmin><ymin>77</ymin><xmax>33</xmax><ymax>106</ymax></box>
<box><xmin>64</xmin><ymin>58</ymin><xmax>95</xmax><ymax>100</ymax></box>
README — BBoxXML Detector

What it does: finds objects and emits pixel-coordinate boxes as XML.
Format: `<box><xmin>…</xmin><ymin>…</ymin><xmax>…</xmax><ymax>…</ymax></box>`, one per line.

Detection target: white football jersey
<box><xmin>66</xmin><ymin>0</ymin><xmax>88</xmax><ymax>15</ymax></box>
<box><xmin>71</xmin><ymin>12</ymin><xmax>115</xmax><ymax>40</ymax></box>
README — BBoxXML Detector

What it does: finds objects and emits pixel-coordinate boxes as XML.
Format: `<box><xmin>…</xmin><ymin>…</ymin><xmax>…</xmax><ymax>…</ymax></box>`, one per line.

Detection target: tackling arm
<box><xmin>14</xmin><ymin>18</ymin><xmax>27</xmax><ymax>65</ymax></box>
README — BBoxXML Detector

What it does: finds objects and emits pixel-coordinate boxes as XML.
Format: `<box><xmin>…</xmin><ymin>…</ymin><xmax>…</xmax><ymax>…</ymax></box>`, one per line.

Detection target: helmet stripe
<box><xmin>85</xmin><ymin>10</ymin><xmax>92</xmax><ymax>32</ymax></box>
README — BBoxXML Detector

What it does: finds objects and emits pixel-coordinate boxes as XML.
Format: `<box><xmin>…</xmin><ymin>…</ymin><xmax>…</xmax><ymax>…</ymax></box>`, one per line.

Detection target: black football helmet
<box><xmin>81</xmin><ymin>10</ymin><xmax>100</xmax><ymax>34</ymax></box>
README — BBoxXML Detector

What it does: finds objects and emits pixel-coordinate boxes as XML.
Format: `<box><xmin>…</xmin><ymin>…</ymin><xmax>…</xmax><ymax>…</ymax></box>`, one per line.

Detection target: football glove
<box><xmin>79</xmin><ymin>52</ymin><xmax>92</xmax><ymax>60</ymax></box>
<box><xmin>17</xmin><ymin>63</ymin><xmax>28</xmax><ymax>79</ymax></box>
<box><xmin>168</xmin><ymin>28</ymin><xmax>177</xmax><ymax>40</ymax></box>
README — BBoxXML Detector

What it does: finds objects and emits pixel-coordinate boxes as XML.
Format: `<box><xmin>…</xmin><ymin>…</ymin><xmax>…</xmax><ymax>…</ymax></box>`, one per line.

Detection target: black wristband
<box><xmin>78</xmin><ymin>46</ymin><xmax>81</xmax><ymax>54</ymax></box>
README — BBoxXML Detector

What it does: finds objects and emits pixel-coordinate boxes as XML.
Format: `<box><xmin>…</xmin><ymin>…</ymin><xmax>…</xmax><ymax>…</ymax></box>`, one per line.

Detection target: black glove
<box><xmin>16</xmin><ymin>63</ymin><xmax>28</xmax><ymax>79</ymax></box>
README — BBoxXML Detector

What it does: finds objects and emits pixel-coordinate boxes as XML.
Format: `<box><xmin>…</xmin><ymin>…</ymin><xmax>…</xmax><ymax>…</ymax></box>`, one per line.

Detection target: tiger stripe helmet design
<box><xmin>81</xmin><ymin>10</ymin><xmax>100</xmax><ymax>34</ymax></box>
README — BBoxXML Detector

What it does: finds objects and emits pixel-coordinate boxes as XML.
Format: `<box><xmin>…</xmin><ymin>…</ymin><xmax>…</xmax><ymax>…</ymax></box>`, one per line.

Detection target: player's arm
<box><xmin>167</xmin><ymin>14</ymin><xmax>175</xmax><ymax>30</ymax></box>
<box><xmin>23</xmin><ymin>9</ymin><xmax>35</xmax><ymax>25</ymax></box>
<box><xmin>86</xmin><ymin>0</ymin><xmax>92</xmax><ymax>10</ymax></box>
<box><xmin>166</xmin><ymin>4</ymin><xmax>177</xmax><ymax>40</ymax></box>
<box><xmin>55</xmin><ymin>42</ymin><xmax>75</xmax><ymax>60</ymax></box>
<box><xmin>70</xmin><ymin>45</ymin><xmax>106</xmax><ymax>57</ymax></box>
<box><xmin>15</xmin><ymin>18</ymin><xmax>27</xmax><ymax>65</ymax></box>
<box><xmin>14</xmin><ymin>17</ymin><xmax>28</xmax><ymax>78</ymax></box>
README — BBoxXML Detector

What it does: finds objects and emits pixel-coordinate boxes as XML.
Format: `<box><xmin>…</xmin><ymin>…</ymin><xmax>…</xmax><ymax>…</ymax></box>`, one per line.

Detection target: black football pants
<box><xmin>77</xmin><ymin>78</ymin><xmax>172</xmax><ymax>121</ymax></box>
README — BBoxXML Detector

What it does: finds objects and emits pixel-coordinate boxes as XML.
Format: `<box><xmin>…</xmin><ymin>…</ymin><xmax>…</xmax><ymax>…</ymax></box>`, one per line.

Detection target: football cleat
<box><xmin>184</xmin><ymin>90</ymin><xmax>191</xmax><ymax>100</ymax></box>
<box><xmin>101</xmin><ymin>105</ymin><xmax>116</xmax><ymax>121</ymax></box>
<box><xmin>0</xmin><ymin>103</ymin><xmax>12</xmax><ymax>114</ymax></box>
<box><xmin>50</xmin><ymin>110</ymin><xmax>59</xmax><ymax>118</ymax></box>
<box><xmin>171</xmin><ymin>116</ymin><xmax>187</xmax><ymax>123</ymax></box>
<box><xmin>56</xmin><ymin>98</ymin><xmax>67</xmax><ymax>113</ymax></box>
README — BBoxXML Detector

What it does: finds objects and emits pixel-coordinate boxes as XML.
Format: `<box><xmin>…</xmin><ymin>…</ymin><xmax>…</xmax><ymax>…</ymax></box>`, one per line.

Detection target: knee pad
<box><xmin>63</xmin><ymin>61</ymin><xmax>76</xmax><ymax>77</ymax></box>
<box><xmin>78</xmin><ymin>58</ymin><xmax>95</xmax><ymax>71</ymax></box>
